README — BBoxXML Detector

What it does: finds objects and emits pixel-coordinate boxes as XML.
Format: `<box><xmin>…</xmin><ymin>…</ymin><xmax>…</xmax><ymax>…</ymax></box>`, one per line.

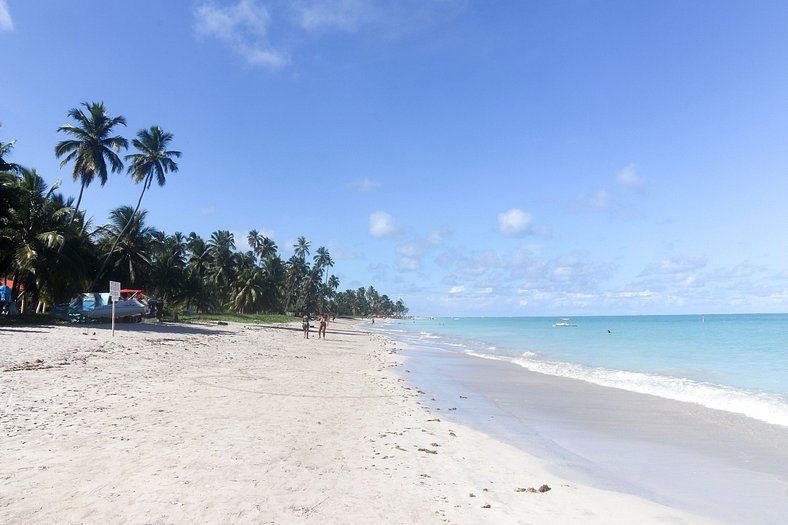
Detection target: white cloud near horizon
<box><xmin>195</xmin><ymin>0</ymin><xmax>287</xmax><ymax>68</ymax></box>
<box><xmin>369</xmin><ymin>211</ymin><xmax>401</xmax><ymax>238</ymax></box>
<box><xmin>0</xmin><ymin>0</ymin><xmax>13</xmax><ymax>32</ymax></box>
<box><xmin>497</xmin><ymin>208</ymin><xmax>533</xmax><ymax>237</ymax></box>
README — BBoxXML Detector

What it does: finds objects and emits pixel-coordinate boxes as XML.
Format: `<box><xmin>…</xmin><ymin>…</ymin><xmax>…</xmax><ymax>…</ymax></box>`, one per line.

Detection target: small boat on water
<box><xmin>553</xmin><ymin>317</ymin><xmax>577</xmax><ymax>327</ymax></box>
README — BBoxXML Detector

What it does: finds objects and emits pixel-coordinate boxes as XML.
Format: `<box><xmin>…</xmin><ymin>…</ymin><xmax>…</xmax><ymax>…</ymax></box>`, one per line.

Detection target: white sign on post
<box><xmin>109</xmin><ymin>280</ymin><xmax>121</xmax><ymax>301</ymax></box>
<box><xmin>109</xmin><ymin>281</ymin><xmax>121</xmax><ymax>336</ymax></box>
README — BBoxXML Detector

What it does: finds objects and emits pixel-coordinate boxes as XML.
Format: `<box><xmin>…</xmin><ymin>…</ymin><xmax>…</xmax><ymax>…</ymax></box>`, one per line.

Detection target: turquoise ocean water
<box><xmin>374</xmin><ymin>314</ymin><xmax>788</xmax><ymax>427</ymax></box>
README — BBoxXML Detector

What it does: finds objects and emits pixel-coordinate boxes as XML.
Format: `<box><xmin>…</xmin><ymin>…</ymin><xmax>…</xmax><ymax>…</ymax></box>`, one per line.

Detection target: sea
<box><xmin>371</xmin><ymin>314</ymin><xmax>788</xmax><ymax>428</ymax></box>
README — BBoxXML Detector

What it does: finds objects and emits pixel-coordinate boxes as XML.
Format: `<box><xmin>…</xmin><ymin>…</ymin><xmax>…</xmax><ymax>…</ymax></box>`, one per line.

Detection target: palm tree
<box><xmin>94</xmin><ymin>206</ymin><xmax>156</xmax><ymax>287</ymax></box>
<box><xmin>0</xmin><ymin>129</ymin><xmax>22</xmax><ymax>174</ymax></box>
<box><xmin>3</xmin><ymin>168</ymin><xmax>77</xmax><ymax>309</ymax></box>
<box><xmin>91</xmin><ymin>125</ymin><xmax>179</xmax><ymax>290</ymax></box>
<box><xmin>54</xmin><ymin>102</ymin><xmax>128</xmax><ymax>225</ymax></box>
<box><xmin>207</xmin><ymin>230</ymin><xmax>236</xmax><ymax>307</ymax></box>
<box><xmin>313</xmin><ymin>246</ymin><xmax>333</xmax><ymax>311</ymax></box>
<box><xmin>257</xmin><ymin>236</ymin><xmax>278</xmax><ymax>262</ymax></box>
<box><xmin>247</xmin><ymin>230</ymin><xmax>262</xmax><ymax>257</ymax></box>
<box><xmin>294</xmin><ymin>236</ymin><xmax>311</xmax><ymax>261</ymax></box>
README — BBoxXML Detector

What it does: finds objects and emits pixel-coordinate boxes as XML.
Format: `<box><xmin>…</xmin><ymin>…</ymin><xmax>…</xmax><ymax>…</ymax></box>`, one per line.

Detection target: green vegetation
<box><xmin>0</xmin><ymin>104</ymin><xmax>408</xmax><ymax>319</ymax></box>
<box><xmin>179</xmin><ymin>312</ymin><xmax>294</xmax><ymax>324</ymax></box>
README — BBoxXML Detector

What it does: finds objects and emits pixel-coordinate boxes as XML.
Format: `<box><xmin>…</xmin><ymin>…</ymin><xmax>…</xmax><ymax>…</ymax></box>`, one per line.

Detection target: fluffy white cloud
<box><xmin>616</xmin><ymin>163</ymin><xmax>643</xmax><ymax>187</ymax></box>
<box><xmin>369</xmin><ymin>211</ymin><xmax>401</xmax><ymax>238</ymax></box>
<box><xmin>0</xmin><ymin>0</ymin><xmax>13</xmax><ymax>32</ymax></box>
<box><xmin>449</xmin><ymin>285</ymin><xmax>465</xmax><ymax>294</ymax></box>
<box><xmin>195</xmin><ymin>0</ymin><xmax>286</xmax><ymax>68</ymax></box>
<box><xmin>497</xmin><ymin>209</ymin><xmax>533</xmax><ymax>237</ymax></box>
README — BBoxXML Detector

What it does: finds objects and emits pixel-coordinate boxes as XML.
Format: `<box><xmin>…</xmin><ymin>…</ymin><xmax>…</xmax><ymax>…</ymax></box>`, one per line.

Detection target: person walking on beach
<box><xmin>302</xmin><ymin>313</ymin><xmax>310</xmax><ymax>339</ymax></box>
<box><xmin>318</xmin><ymin>314</ymin><xmax>327</xmax><ymax>339</ymax></box>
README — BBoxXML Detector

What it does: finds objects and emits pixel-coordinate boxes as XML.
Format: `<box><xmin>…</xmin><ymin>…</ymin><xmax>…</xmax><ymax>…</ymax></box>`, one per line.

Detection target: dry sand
<box><xmin>1</xmin><ymin>319</ymin><xmax>716</xmax><ymax>524</ymax></box>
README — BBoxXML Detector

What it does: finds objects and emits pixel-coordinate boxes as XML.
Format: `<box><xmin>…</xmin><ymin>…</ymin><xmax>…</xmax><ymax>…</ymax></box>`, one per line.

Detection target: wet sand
<box><xmin>401</xmin><ymin>346</ymin><xmax>788</xmax><ymax>524</ymax></box>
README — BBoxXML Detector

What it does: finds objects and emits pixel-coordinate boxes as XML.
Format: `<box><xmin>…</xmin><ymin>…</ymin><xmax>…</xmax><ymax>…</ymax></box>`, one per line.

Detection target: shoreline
<box><xmin>2</xmin><ymin>320</ymin><xmax>716</xmax><ymax>523</ymax></box>
<box><xmin>395</xmin><ymin>339</ymin><xmax>788</xmax><ymax>524</ymax></box>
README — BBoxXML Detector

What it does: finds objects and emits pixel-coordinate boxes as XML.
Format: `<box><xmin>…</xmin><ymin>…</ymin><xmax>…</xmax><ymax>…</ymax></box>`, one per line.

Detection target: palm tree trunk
<box><xmin>69</xmin><ymin>181</ymin><xmax>86</xmax><ymax>227</ymax></box>
<box><xmin>89</xmin><ymin>178</ymin><xmax>149</xmax><ymax>291</ymax></box>
<box><xmin>57</xmin><ymin>181</ymin><xmax>86</xmax><ymax>255</ymax></box>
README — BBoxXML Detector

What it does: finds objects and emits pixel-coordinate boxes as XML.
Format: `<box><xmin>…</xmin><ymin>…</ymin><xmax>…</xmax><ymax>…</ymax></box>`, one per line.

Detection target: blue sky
<box><xmin>3</xmin><ymin>0</ymin><xmax>788</xmax><ymax>316</ymax></box>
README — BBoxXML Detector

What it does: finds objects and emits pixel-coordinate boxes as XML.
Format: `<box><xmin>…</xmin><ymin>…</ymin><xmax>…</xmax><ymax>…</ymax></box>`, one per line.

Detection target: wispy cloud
<box><xmin>200</xmin><ymin>205</ymin><xmax>217</xmax><ymax>215</ymax></box>
<box><xmin>349</xmin><ymin>177</ymin><xmax>381</xmax><ymax>192</ymax></box>
<box><xmin>195</xmin><ymin>0</ymin><xmax>287</xmax><ymax>68</ymax></box>
<box><xmin>616</xmin><ymin>163</ymin><xmax>643</xmax><ymax>187</ymax></box>
<box><xmin>497</xmin><ymin>208</ymin><xmax>533</xmax><ymax>237</ymax></box>
<box><xmin>0</xmin><ymin>0</ymin><xmax>14</xmax><ymax>32</ymax></box>
<box><xmin>369</xmin><ymin>211</ymin><xmax>401</xmax><ymax>238</ymax></box>
<box><xmin>291</xmin><ymin>0</ymin><xmax>372</xmax><ymax>31</ymax></box>
<box><xmin>194</xmin><ymin>0</ymin><xmax>466</xmax><ymax>68</ymax></box>
<box><xmin>575</xmin><ymin>188</ymin><xmax>611</xmax><ymax>211</ymax></box>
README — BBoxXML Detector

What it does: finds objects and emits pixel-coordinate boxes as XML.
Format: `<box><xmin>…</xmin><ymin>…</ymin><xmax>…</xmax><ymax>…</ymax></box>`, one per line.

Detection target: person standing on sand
<box><xmin>302</xmin><ymin>313</ymin><xmax>310</xmax><ymax>339</ymax></box>
<box><xmin>0</xmin><ymin>281</ymin><xmax>10</xmax><ymax>315</ymax></box>
<box><xmin>318</xmin><ymin>314</ymin><xmax>327</xmax><ymax>339</ymax></box>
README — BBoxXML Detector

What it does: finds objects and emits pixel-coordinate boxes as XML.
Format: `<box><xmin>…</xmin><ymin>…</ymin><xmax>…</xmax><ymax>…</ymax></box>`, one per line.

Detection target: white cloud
<box><xmin>291</xmin><ymin>0</ymin><xmax>370</xmax><ymax>31</ymax></box>
<box><xmin>427</xmin><ymin>226</ymin><xmax>451</xmax><ymax>245</ymax></box>
<box><xmin>650</xmin><ymin>256</ymin><xmax>707</xmax><ymax>275</ymax></box>
<box><xmin>398</xmin><ymin>257</ymin><xmax>420</xmax><ymax>271</ymax></box>
<box><xmin>576</xmin><ymin>188</ymin><xmax>611</xmax><ymax>211</ymax></box>
<box><xmin>396</xmin><ymin>242</ymin><xmax>422</xmax><ymax>258</ymax></box>
<box><xmin>368</xmin><ymin>211</ymin><xmax>401</xmax><ymax>238</ymax></box>
<box><xmin>497</xmin><ymin>208</ymin><xmax>533</xmax><ymax>237</ymax></box>
<box><xmin>349</xmin><ymin>177</ymin><xmax>381</xmax><ymax>192</ymax></box>
<box><xmin>0</xmin><ymin>1</ymin><xmax>13</xmax><ymax>32</ymax></box>
<box><xmin>195</xmin><ymin>0</ymin><xmax>466</xmax><ymax>69</ymax></box>
<box><xmin>449</xmin><ymin>285</ymin><xmax>465</xmax><ymax>294</ymax></box>
<box><xmin>200</xmin><ymin>206</ymin><xmax>216</xmax><ymax>215</ymax></box>
<box><xmin>195</xmin><ymin>0</ymin><xmax>287</xmax><ymax>68</ymax></box>
<box><xmin>616</xmin><ymin>163</ymin><xmax>643</xmax><ymax>187</ymax></box>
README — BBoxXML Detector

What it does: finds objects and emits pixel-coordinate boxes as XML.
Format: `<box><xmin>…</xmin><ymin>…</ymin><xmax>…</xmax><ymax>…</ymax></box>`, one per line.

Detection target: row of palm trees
<box><xmin>0</xmin><ymin>105</ymin><xmax>408</xmax><ymax>317</ymax></box>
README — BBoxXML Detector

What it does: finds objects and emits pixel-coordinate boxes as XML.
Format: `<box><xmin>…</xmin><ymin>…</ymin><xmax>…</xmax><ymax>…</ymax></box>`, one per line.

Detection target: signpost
<box><xmin>109</xmin><ymin>281</ymin><xmax>121</xmax><ymax>336</ymax></box>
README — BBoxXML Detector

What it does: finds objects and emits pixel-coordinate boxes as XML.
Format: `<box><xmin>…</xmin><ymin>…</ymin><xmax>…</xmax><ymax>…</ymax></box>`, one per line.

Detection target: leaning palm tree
<box><xmin>90</xmin><ymin>126</ymin><xmax>180</xmax><ymax>290</ymax></box>
<box><xmin>54</xmin><ymin>102</ymin><xmax>128</xmax><ymax>225</ymax></box>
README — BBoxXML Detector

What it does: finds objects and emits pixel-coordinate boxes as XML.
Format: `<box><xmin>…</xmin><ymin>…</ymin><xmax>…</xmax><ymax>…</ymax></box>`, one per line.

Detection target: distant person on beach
<box><xmin>302</xmin><ymin>313</ymin><xmax>310</xmax><ymax>339</ymax></box>
<box><xmin>318</xmin><ymin>314</ymin><xmax>327</xmax><ymax>339</ymax></box>
<box><xmin>0</xmin><ymin>282</ymin><xmax>10</xmax><ymax>315</ymax></box>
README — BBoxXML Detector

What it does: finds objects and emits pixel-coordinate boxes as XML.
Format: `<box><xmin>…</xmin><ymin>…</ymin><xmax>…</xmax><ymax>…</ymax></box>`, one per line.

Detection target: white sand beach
<box><xmin>1</xmin><ymin>320</ymin><xmax>716</xmax><ymax>524</ymax></box>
